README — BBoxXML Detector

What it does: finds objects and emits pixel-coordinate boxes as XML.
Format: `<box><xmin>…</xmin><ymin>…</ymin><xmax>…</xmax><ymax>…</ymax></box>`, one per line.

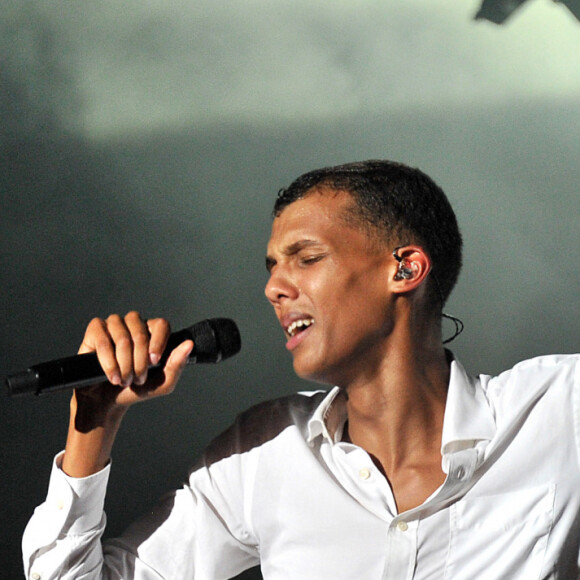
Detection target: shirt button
<box><xmin>55</xmin><ymin>499</ymin><xmax>65</xmax><ymax>510</ymax></box>
<box><xmin>31</xmin><ymin>573</ymin><xmax>41</xmax><ymax>580</ymax></box>
<box><xmin>397</xmin><ymin>521</ymin><xmax>409</xmax><ymax>532</ymax></box>
<box><xmin>455</xmin><ymin>466</ymin><xmax>466</xmax><ymax>479</ymax></box>
<box><xmin>359</xmin><ymin>468</ymin><xmax>371</xmax><ymax>480</ymax></box>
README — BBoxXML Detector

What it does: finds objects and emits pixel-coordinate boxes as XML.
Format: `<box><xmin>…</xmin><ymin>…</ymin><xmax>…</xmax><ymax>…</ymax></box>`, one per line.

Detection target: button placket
<box><xmin>384</xmin><ymin>518</ymin><xmax>418</xmax><ymax>579</ymax></box>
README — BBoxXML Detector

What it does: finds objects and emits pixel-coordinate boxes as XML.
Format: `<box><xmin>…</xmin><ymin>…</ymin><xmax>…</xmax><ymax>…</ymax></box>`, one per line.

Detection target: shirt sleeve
<box><xmin>22</xmin><ymin>449</ymin><xmax>260</xmax><ymax>580</ymax></box>
<box><xmin>22</xmin><ymin>452</ymin><xmax>110</xmax><ymax>580</ymax></box>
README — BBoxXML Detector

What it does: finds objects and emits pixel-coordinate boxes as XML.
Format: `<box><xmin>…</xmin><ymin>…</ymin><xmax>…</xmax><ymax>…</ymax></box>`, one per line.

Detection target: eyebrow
<box><xmin>265</xmin><ymin>239</ymin><xmax>322</xmax><ymax>272</ymax></box>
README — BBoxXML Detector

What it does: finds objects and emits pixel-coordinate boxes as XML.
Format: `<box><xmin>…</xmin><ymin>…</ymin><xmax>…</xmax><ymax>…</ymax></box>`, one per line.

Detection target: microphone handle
<box><xmin>6</xmin><ymin>327</ymin><xmax>196</xmax><ymax>397</ymax></box>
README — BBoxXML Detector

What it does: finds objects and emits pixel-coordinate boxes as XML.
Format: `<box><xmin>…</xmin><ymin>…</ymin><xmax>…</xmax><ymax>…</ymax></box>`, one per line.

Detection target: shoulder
<box><xmin>201</xmin><ymin>390</ymin><xmax>328</xmax><ymax>469</ymax></box>
<box><xmin>485</xmin><ymin>354</ymin><xmax>578</xmax><ymax>389</ymax></box>
<box><xmin>481</xmin><ymin>354</ymin><xmax>579</xmax><ymax>413</ymax></box>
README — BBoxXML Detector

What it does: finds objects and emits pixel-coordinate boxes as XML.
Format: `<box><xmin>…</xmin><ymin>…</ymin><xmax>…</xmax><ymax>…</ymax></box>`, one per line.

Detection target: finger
<box><xmin>106</xmin><ymin>314</ymin><xmax>134</xmax><ymax>387</ymax></box>
<box><xmin>147</xmin><ymin>318</ymin><xmax>171</xmax><ymax>366</ymax></box>
<box><xmin>157</xmin><ymin>339</ymin><xmax>193</xmax><ymax>396</ymax></box>
<box><xmin>78</xmin><ymin>318</ymin><xmax>122</xmax><ymax>386</ymax></box>
<box><xmin>124</xmin><ymin>311</ymin><xmax>151</xmax><ymax>385</ymax></box>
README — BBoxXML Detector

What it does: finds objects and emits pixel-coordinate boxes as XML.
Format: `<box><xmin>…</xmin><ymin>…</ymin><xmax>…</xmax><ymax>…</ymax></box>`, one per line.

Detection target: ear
<box><xmin>390</xmin><ymin>245</ymin><xmax>431</xmax><ymax>294</ymax></box>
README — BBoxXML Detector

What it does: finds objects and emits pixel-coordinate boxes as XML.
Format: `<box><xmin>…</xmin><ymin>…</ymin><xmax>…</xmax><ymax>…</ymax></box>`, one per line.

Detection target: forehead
<box><xmin>268</xmin><ymin>189</ymin><xmax>355</xmax><ymax>243</ymax></box>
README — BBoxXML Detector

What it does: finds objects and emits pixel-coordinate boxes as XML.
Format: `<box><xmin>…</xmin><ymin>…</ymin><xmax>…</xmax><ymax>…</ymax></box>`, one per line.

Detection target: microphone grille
<box><xmin>192</xmin><ymin>318</ymin><xmax>241</xmax><ymax>363</ymax></box>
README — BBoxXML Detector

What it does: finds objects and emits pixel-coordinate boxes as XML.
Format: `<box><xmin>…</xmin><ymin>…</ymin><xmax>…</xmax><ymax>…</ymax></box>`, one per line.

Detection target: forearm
<box><xmin>62</xmin><ymin>393</ymin><xmax>128</xmax><ymax>478</ymax></box>
<box><xmin>23</xmin><ymin>312</ymin><xmax>195</xmax><ymax>578</ymax></box>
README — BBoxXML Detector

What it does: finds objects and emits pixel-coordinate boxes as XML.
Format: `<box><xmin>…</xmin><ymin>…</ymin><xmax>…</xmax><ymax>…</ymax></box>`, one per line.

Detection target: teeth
<box><xmin>287</xmin><ymin>318</ymin><xmax>314</xmax><ymax>337</ymax></box>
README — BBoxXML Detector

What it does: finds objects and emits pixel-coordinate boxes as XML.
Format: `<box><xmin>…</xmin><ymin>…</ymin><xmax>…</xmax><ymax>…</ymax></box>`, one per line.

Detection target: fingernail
<box><xmin>150</xmin><ymin>353</ymin><xmax>160</xmax><ymax>365</ymax></box>
<box><xmin>110</xmin><ymin>373</ymin><xmax>121</xmax><ymax>386</ymax></box>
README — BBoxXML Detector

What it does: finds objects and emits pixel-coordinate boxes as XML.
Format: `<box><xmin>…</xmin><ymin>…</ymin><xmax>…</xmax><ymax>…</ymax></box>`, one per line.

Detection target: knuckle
<box><xmin>115</xmin><ymin>334</ymin><xmax>132</xmax><ymax>350</ymax></box>
<box><xmin>86</xmin><ymin>317</ymin><xmax>106</xmax><ymax>333</ymax></box>
<box><xmin>95</xmin><ymin>336</ymin><xmax>112</xmax><ymax>351</ymax></box>
<box><xmin>132</xmin><ymin>330</ymin><xmax>150</xmax><ymax>347</ymax></box>
<box><xmin>106</xmin><ymin>313</ymin><xmax>123</xmax><ymax>325</ymax></box>
<box><xmin>149</xmin><ymin>317</ymin><xmax>171</xmax><ymax>334</ymax></box>
<box><xmin>125</xmin><ymin>310</ymin><xmax>143</xmax><ymax>322</ymax></box>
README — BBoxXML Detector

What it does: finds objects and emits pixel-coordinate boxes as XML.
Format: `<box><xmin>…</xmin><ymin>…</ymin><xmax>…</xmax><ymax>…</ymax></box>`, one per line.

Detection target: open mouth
<box><xmin>287</xmin><ymin>318</ymin><xmax>314</xmax><ymax>337</ymax></box>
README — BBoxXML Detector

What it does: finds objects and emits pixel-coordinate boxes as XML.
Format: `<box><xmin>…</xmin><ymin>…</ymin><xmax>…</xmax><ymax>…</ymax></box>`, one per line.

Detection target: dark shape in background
<box><xmin>561</xmin><ymin>0</ymin><xmax>580</xmax><ymax>19</ymax></box>
<box><xmin>475</xmin><ymin>0</ymin><xmax>580</xmax><ymax>23</ymax></box>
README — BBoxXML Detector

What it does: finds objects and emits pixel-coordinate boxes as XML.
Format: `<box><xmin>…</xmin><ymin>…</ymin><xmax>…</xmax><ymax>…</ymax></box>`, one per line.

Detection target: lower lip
<box><xmin>285</xmin><ymin>324</ymin><xmax>313</xmax><ymax>351</ymax></box>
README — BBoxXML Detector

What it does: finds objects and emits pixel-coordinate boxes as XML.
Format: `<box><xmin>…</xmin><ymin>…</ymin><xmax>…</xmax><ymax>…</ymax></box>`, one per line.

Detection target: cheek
<box><xmin>304</xmin><ymin>270</ymin><xmax>337</xmax><ymax>302</ymax></box>
<box><xmin>338</xmin><ymin>277</ymin><xmax>392</xmax><ymax>333</ymax></box>
<box><xmin>340</xmin><ymin>270</ymin><xmax>385</xmax><ymax>307</ymax></box>
<box><xmin>306</xmin><ymin>261</ymin><xmax>388</xmax><ymax>322</ymax></box>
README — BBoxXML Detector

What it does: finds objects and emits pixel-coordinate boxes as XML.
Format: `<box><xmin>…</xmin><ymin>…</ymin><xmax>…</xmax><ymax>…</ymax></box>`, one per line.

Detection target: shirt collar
<box><xmin>440</xmin><ymin>357</ymin><xmax>496</xmax><ymax>456</ymax></box>
<box><xmin>307</xmin><ymin>386</ymin><xmax>347</xmax><ymax>444</ymax></box>
<box><xmin>306</xmin><ymin>357</ymin><xmax>496</xmax><ymax>452</ymax></box>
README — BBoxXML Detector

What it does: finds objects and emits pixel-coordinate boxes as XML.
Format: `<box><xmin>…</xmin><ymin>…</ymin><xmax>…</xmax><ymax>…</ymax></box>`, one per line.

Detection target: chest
<box><xmin>251</xmin><ymin>431</ymin><xmax>580</xmax><ymax>580</ymax></box>
<box><xmin>372</xmin><ymin>455</ymin><xmax>447</xmax><ymax>514</ymax></box>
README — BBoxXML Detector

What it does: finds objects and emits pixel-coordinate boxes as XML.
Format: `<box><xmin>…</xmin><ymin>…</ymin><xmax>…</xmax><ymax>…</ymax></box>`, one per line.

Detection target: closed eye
<box><xmin>300</xmin><ymin>254</ymin><xmax>326</xmax><ymax>266</ymax></box>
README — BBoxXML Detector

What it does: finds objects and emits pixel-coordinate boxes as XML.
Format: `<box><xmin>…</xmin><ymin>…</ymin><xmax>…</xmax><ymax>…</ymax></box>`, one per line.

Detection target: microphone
<box><xmin>5</xmin><ymin>318</ymin><xmax>241</xmax><ymax>397</ymax></box>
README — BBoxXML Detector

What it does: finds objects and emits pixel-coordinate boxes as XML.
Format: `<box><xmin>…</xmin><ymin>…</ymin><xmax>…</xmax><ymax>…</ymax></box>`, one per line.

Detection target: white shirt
<box><xmin>23</xmin><ymin>354</ymin><xmax>580</xmax><ymax>579</ymax></box>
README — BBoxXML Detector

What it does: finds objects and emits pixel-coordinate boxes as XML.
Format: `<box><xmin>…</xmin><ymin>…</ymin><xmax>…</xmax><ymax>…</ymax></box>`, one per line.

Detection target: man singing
<box><xmin>23</xmin><ymin>160</ymin><xmax>580</xmax><ymax>578</ymax></box>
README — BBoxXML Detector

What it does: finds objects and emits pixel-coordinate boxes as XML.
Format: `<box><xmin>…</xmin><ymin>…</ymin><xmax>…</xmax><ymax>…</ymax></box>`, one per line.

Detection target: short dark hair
<box><xmin>273</xmin><ymin>160</ymin><xmax>462</xmax><ymax>307</ymax></box>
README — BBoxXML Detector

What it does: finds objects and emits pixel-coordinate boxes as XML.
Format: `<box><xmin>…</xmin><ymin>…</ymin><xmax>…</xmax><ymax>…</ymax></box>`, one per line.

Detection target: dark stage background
<box><xmin>2</xmin><ymin>2</ymin><xmax>579</xmax><ymax>578</ymax></box>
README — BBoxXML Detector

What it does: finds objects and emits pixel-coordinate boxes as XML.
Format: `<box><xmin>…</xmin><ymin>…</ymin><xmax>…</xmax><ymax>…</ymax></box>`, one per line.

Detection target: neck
<box><xmin>343</xmin><ymin>319</ymin><xmax>449</xmax><ymax>471</ymax></box>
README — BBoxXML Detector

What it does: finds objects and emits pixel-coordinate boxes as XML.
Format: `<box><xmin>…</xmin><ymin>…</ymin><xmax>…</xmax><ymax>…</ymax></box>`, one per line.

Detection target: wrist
<box><xmin>70</xmin><ymin>388</ymin><xmax>129</xmax><ymax>433</ymax></box>
<box><xmin>63</xmin><ymin>393</ymin><xmax>128</xmax><ymax>478</ymax></box>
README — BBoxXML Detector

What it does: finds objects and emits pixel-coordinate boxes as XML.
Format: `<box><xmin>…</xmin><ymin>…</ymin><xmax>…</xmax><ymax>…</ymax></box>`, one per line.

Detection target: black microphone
<box><xmin>5</xmin><ymin>318</ymin><xmax>241</xmax><ymax>397</ymax></box>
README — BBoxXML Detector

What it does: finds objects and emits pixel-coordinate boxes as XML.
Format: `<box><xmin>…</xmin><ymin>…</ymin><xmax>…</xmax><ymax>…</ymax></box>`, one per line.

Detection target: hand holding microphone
<box><xmin>4</xmin><ymin>311</ymin><xmax>241</xmax><ymax>477</ymax></box>
<box><xmin>6</xmin><ymin>312</ymin><xmax>242</xmax><ymax>400</ymax></box>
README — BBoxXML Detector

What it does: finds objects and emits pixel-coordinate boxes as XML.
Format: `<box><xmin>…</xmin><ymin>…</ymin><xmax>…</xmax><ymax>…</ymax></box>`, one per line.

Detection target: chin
<box><xmin>293</xmin><ymin>360</ymin><xmax>336</xmax><ymax>387</ymax></box>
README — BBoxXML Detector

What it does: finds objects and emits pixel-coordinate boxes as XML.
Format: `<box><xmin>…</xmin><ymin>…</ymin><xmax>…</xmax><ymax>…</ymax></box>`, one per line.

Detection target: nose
<box><xmin>265</xmin><ymin>267</ymin><xmax>299</xmax><ymax>306</ymax></box>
